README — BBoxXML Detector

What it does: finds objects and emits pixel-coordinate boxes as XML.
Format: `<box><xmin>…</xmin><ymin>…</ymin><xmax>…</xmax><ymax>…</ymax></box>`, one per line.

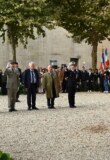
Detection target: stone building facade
<box><xmin>0</xmin><ymin>27</ymin><xmax>110</xmax><ymax>70</ymax></box>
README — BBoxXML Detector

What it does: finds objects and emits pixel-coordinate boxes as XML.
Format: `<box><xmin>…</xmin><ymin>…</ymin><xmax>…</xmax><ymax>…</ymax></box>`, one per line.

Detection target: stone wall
<box><xmin>0</xmin><ymin>27</ymin><xmax>110</xmax><ymax>71</ymax></box>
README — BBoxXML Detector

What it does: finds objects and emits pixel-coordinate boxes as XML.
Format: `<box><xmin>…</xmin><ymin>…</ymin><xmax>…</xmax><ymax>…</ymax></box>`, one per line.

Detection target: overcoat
<box><xmin>43</xmin><ymin>72</ymin><xmax>59</xmax><ymax>98</ymax></box>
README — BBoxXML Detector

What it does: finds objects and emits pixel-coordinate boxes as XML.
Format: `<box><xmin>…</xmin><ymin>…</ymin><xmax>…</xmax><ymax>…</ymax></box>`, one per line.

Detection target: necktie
<box><xmin>32</xmin><ymin>71</ymin><xmax>34</xmax><ymax>83</ymax></box>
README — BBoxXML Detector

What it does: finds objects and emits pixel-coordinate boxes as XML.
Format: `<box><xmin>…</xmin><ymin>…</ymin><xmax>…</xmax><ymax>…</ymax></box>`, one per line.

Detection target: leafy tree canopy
<box><xmin>0</xmin><ymin>0</ymin><xmax>53</xmax><ymax>47</ymax></box>
<box><xmin>48</xmin><ymin>0</ymin><xmax>110</xmax><ymax>44</ymax></box>
<box><xmin>47</xmin><ymin>0</ymin><xmax>110</xmax><ymax>69</ymax></box>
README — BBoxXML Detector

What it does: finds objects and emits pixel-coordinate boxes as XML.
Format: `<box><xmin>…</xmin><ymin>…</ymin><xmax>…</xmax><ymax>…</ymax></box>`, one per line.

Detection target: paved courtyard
<box><xmin>0</xmin><ymin>92</ymin><xmax>110</xmax><ymax>160</ymax></box>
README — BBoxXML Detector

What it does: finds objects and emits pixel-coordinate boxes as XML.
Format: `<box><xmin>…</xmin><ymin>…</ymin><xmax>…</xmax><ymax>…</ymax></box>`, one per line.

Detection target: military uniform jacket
<box><xmin>67</xmin><ymin>70</ymin><xmax>77</xmax><ymax>92</ymax></box>
<box><xmin>5</xmin><ymin>68</ymin><xmax>20</xmax><ymax>89</ymax></box>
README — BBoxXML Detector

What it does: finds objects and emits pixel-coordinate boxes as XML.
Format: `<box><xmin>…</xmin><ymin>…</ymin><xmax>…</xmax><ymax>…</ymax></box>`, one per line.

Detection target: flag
<box><xmin>100</xmin><ymin>49</ymin><xmax>105</xmax><ymax>72</ymax></box>
<box><xmin>105</xmin><ymin>48</ymin><xmax>109</xmax><ymax>68</ymax></box>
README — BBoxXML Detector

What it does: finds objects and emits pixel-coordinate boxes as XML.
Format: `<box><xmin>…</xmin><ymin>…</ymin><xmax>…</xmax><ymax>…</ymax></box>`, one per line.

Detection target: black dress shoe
<box><xmin>52</xmin><ymin>107</ymin><xmax>56</xmax><ymax>109</ymax></box>
<box><xmin>13</xmin><ymin>109</ymin><xmax>18</xmax><ymax>111</ymax></box>
<box><xmin>9</xmin><ymin>109</ymin><xmax>13</xmax><ymax>112</ymax></box>
<box><xmin>9</xmin><ymin>109</ymin><xmax>17</xmax><ymax>112</ymax></box>
<box><xmin>48</xmin><ymin>106</ymin><xmax>56</xmax><ymax>109</ymax></box>
<box><xmin>70</xmin><ymin>106</ymin><xmax>77</xmax><ymax>108</ymax></box>
<box><xmin>32</xmin><ymin>107</ymin><xmax>39</xmax><ymax>110</ymax></box>
<box><xmin>16</xmin><ymin>100</ymin><xmax>20</xmax><ymax>102</ymax></box>
<box><xmin>51</xmin><ymin>106</ymin><xmax>56</xmax><ymax>109</ymax></box>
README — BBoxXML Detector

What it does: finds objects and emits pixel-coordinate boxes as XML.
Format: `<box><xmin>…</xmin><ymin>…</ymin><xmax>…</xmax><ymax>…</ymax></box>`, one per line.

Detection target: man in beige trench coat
<box><xmin>43</xmin><ymin>65</ymin><xmax>59</xmax><ymax>109</ymax></box>
<box><xmin>5</xmin><ymin>61</ymin><xmax>20</xmax><ymax>112</ymax></box>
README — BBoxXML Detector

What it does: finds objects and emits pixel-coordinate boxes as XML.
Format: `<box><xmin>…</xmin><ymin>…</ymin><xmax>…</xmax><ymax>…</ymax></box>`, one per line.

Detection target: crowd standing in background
<box><xmin>0</xmin><ymin>61</ymin><xmax>110</xmax><ymax>112</ymax></box>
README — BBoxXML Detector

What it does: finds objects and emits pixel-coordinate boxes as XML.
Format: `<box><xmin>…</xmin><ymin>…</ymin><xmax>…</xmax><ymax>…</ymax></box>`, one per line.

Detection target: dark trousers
<box><xmin>81</xmin><ymin>81</ymin><xmax>87</xmax><ymax>91</ymax></box>
<box><xmin>68</xmin><ymin>91</ymin><xmax>75</xmax><ymax>107</ymax></box>
<box><xmin>87</xmin><ymin>81</ymin><xmax>93</xmax><ymax>91</ymax></box>
<box><xmin>47</xmin><ymin>98</ymin><xmax>55</xmax><ymax>108</ymax></box>
<box><xmin>27</xmin><ymin>84</ymin><xmax>37</xmax><ymax>109</ymax></box>
<box><xmin>1</xmin><ymin>83</ymin><xmax>7</xmax><ymax>95</ymax></box>
<box><xmin>93</xmin><ymin>81</ymin><xmax>99</xmax><ymax>91</ymax></box>
<box><xmin>100</xmin><ymin>83</ymin><xmax>104</xmax><ymax>92</ymax></box>
<box><xmin>62</xmin><ymin>79</ymin><xmax>67</xmax><ymax>92</ymax></box>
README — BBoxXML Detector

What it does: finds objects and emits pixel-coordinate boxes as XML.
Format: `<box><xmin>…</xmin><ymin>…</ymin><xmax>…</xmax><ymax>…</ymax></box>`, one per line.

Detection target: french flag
<box><xmin>105</xmin><ymin>48</ymin><xmax>109</xmax><ymax>68</ymax></box>
<box><xmin>100</xmin><ymin>49</ymin><xmax>105</xmax><ymax>72</ymax></box>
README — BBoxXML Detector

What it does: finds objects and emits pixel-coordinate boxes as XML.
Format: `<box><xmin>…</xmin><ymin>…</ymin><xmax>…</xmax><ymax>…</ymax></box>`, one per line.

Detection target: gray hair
<box><xmin>29</xmin><ymin>61</ymin><xmax>35</xmax><ymax>66</ymax></box>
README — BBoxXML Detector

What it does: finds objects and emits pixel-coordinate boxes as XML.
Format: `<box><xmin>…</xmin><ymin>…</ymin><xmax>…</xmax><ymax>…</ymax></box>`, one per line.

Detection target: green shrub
<box><xmin>0</xmin><ymin>151</ymin><xmax>13</xmax><ymax>160</ymax></box>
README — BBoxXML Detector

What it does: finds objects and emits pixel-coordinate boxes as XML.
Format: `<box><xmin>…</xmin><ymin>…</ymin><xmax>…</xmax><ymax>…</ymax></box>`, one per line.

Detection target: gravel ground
<box><xmin>0</xmin><ymin>92</ymin><xmax>110</xmax><ymax>160</ymax></box>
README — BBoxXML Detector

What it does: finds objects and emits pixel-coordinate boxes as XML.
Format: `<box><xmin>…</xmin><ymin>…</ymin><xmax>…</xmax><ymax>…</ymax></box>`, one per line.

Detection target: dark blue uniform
<box><xmin>67</xmin><ymin>70</ymin><xmax>77</xmax><ymax>108</ymax></box>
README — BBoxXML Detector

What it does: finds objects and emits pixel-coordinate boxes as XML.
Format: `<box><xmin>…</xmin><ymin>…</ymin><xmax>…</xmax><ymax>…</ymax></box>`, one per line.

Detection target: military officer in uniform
<box><xmin>67</xmin><ymin>62</ymin><xmax>77</xmax><ymax>108</ymax></box>
<box><xmin>5</xmin><ymin>61</ymin><xmax>20</xmax><ymax>112</ymax></box>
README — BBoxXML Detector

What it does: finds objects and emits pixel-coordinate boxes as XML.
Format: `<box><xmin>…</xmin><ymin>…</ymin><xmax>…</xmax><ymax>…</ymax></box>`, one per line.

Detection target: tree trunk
<box><xmin>91</xmin><ymin>41</ymin><xmax>98</xmax><ymax>70</ymax></box>
<box><xmin>8</xmin><ymin>25</ymin><xmax>17</xmax><ymax>62</ymax></box>
<box><xmin>11</xmin><ymin>34</ymin><xmax>16</xmax><ymax>62</ymax></box>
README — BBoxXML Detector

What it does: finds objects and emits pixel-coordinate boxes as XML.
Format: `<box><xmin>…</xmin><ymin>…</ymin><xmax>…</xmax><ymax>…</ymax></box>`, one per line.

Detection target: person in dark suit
<box><xmin>87</xmin><ymin>68</ymin><xmax>94</xmax><ymax>92</ymax></box>
<box><xmin>1</xmin><ymin>71</ymin><xmax>7</xmax><ymax>95</ymax></box>
<box><xmin>23</xmin><ymin>62</ymin><xmax>39</xmax><ymax>110</ymax></box>
<box><xmin>0</xmin><ymin>69</ymin><xmax>2</xmax><ymax>93</ymax></box>
<box><xmin>93</xmin><ymin>69</ymin><xmax>99</xmax><ymax>91</ymax></box>
<box><xmin>81</xmin><ymin>67</ymin><xmax>88</xmax><ymax>91</ymax></box>
<box><xmin>67</xmin><ymin>62</ymin><xmax>77</xmax><ymax>108</ymax></box>
<box><xmin>99</xmin><ymin>69</ymin><xmax>104</xmax><ymax>92</ymax></box>
<box><xmin>62</xmin><ymin>66</ymin><xmax>68</xmax><ymax>93</ymax></box>
<box><xmin>76</xmin><ymin>66</ymin><xmax>82</xmax><ymax>92</ymax></box>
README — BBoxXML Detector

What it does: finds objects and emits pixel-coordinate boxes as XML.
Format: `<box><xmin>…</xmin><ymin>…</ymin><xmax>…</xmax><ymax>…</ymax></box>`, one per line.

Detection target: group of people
<box><xmin>0</xmin><ymin>60</ymin><xmax>110</xmax><ymax>112</ymax></box>
<box><xmin>1</xmin><ymin>64</ymin><xmax>110</xmax><ymax>95</ymax></box>
<box><xmin>38</xmin><ymin>65</ymin><xmax>110</xmax><ymax>94</ymax></box>
<box><xmin>0</xmin><ymin>61</ymin><xmax>78</xmax><ymax>112</ymax></box>
<box><xmin>58</xmin><ymin>66</ymin><xmax>110</xmax><ymax>93</ymax></box>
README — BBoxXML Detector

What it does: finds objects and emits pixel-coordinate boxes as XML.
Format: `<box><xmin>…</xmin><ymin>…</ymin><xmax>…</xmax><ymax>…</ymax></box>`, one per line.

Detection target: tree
<box><xmin>47</xmin><ymin>0</ymin><xmax>110</xmax><ymax>69</ymax></box>
<box><xmin>0</xmin><ymin>0</ymin><xmax>53</xmax><ymax>61</ymax></box>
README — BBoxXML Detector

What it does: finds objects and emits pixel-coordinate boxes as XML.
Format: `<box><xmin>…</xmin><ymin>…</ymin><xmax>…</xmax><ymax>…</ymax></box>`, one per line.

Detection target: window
<box><xmin>50</xmin><ymin>60</ymin><xmax>57</xmax><ymax>66</ymax></box>
<box><xmin>70</xmin><ymin>58</ymin><xmax>79</xmax><ymax>66</ymax></box>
